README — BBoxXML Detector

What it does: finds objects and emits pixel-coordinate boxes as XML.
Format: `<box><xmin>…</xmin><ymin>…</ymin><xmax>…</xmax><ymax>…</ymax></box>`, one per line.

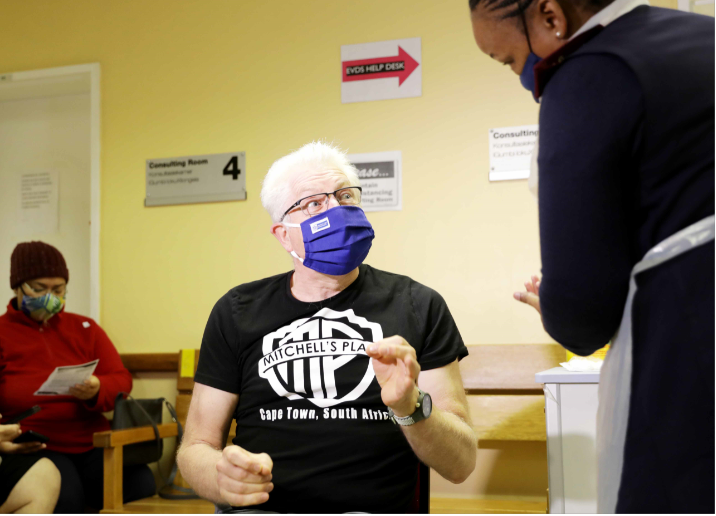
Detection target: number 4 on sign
<box><xmin>223</xmin><ymin>156</ymin><xmax>241</xmax><ymax>180</ymax></box>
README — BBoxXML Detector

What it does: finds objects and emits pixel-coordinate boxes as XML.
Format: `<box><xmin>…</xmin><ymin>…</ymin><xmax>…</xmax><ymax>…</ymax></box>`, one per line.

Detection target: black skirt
<box><xmin>0</xmin><ymin>454</ymin><xmax>44</xmax><ymax>505</ymax></box>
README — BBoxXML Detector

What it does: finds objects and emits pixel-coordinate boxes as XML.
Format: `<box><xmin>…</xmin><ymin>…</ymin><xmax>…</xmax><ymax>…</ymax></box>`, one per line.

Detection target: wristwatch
<box><xmin>388</xmin><ymin>388</ymin><xmax>432</xmax><ymax>426</ymax></box>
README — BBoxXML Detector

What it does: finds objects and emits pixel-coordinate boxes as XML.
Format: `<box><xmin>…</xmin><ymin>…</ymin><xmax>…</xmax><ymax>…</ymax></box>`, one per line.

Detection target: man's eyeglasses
<box><xmin>282</xmin><ymin>186</ymin><xmax>362</xmax><ymax>220</ymax></box>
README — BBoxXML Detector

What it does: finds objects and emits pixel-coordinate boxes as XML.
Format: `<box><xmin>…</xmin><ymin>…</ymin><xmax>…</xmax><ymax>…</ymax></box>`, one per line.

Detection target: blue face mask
<box><xmin>283</xmin><ymin>205</ymin><xmax>375</xmax><ymax>276</ymax></box>
<box><xmin>520</xmin><ymin>52</ymin><xmax>542</xmax><ymax>102</ymax></box>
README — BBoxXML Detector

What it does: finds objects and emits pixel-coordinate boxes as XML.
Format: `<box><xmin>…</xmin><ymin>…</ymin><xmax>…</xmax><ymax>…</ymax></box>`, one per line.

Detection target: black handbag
<box><xmin>113</xmin><ymin>394</ymin><xmax>164</xmax><ymax>465</ymax></box>
<box><xmin>112</xmin><ymin>392</ymin><xmax>198</xmax><ymax>500</ymax></box>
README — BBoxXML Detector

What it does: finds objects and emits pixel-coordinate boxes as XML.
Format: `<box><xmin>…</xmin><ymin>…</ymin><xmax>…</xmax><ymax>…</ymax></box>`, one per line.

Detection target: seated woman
<box><xmin>0</xmin><ymin>242</ymin><xmax>156</xmax><ymax>513</ymax></box>
<box><xmin>0</xmin><ymin>419</ymin><xmax>60</xmax><ymax>513</ymax></box>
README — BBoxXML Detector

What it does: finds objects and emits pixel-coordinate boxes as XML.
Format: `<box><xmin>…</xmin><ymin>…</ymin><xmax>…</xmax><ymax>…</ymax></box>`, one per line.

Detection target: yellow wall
<box><xmin>0</xmin><ymin>0</ymin><xmax>678</xmax><ymax>348</ymax></box>
<box><xmin>651</xmin><ymin>0</ymin><xmax>681</xmax><ymax>8</ymax></box>
<box><xmin>1</xmin><ymin>0</ymin><xmax>549</xmax><ymax>351</ymax></box>
<box><xmin>0</xmin><ymin>0</ymin><xmax>680</xmax><ymax>501</ymax></box>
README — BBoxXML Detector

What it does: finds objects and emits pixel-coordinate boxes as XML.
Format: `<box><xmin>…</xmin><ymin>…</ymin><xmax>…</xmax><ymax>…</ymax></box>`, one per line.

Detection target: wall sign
<box><xmin>145</xmin><ymin>152</ymin><xmax>246</xmax><ymax>207</ymax></box>
<box><xmin>348</xmin><ymin>151</ymin><xmax>402</xmax><ymax>212</ymax></box>
<box><xmin>17</xmin><ymin>171</ymin><xmax>59</xmax><ymax>235</ymax></box>
<box><xmin>489</xmin><ymin>125</ymin><xmax>538</xmax><ymax>182</ymax></box>
<box><xmin>341</xmin><ymin>38</ymin><xmax>421</xmax><ymax>104</ymax></box>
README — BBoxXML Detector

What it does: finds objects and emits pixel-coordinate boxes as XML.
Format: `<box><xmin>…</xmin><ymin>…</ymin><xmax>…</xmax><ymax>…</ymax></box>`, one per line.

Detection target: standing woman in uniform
<box><xmin>469</xmin><ymin>0</ymin><xmax>714</xmax><ymax>512</ymax></box>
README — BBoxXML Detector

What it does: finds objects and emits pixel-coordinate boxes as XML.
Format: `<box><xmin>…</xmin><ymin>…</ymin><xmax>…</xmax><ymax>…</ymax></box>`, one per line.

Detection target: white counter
<box><xmin>536</xmin><ymin>366</ymin><xmax>600</xmax><ymax>514</ymax></box>
<box><xmin>535</xmin><ymin>366</ymin><xmax>600</xmax><ymax>384</ymax></box>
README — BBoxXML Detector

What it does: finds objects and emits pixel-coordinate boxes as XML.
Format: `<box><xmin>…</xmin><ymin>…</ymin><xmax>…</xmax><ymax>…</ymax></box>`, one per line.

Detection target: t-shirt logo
<box><xmin>258</xmin><ymin>308</ymin><xmax>382</xmax><ymax>408</ymax></box>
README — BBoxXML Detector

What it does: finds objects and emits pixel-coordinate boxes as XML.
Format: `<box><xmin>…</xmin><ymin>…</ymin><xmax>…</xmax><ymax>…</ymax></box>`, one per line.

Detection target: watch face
<box><xmin>423</xmin><ymin>392</ymin><xmax>432</xmax><ymax>417</ymax></box>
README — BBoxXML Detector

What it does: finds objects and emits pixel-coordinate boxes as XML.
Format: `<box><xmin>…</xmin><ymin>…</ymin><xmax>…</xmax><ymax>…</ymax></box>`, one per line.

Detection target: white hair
<box><xmin>261</xmin><ymin>141</ymin><xmax>361</xmax><ymax>222</ymax></box>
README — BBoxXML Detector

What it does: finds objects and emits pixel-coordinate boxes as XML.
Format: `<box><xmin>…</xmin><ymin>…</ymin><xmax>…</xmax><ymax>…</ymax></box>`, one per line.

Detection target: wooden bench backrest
<box><xmin>459</xmin><ymin>344</ymin><xmax>564</xmax><ymax>441</ymax></box>
<box><xmin>120</xmin><ymin>350</ymin><xmax>200</xmax><ymax>490</ymax></box>
<box><xmin>460</xmin><ymin>344</ymin><xmax>565</xmax><ymax>393</ymax></box>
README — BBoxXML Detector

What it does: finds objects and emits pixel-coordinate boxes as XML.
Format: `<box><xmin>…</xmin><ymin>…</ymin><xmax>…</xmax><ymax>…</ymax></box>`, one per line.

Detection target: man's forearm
<box><xmin>401</xmin><ymin>408</ymin><xmax>476</xmax><ymax>484</ymax></box>
<box><xmin>176</xmin><ymin>442</ymin><xmax>224</xmax><ymax>503</ymax></box>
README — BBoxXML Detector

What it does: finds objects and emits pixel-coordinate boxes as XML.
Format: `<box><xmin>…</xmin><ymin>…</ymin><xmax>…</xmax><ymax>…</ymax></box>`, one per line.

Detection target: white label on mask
<box><xmin>310</xmin><ymin>217</ymin><xmax>330</xmax><ymax>234</ymax></box>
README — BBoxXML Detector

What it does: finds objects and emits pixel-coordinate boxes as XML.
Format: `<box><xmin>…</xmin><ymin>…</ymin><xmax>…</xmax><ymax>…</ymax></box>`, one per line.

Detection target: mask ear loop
<box><xmin>281</xmin><ymin>219</ymin><xmax>305</xmax><ymax>263</ymax></box>
<box><xmin>518</xmin><ymin>0</ymin><xmax>535</xmax><ymax>54</ymax></box>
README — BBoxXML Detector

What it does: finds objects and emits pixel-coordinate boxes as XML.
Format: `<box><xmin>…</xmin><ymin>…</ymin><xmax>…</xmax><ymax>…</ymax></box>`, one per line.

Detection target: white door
<box><xmin>0</xmin><ymin>69</ymin><xmax>98</xmax><ymax>318</ymax></box>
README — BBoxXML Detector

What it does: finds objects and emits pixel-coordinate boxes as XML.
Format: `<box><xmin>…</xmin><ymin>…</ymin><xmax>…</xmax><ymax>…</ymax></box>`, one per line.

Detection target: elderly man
<box><xmin>177</xmin><ymin>142</ymin><xmax>476</xmax><ymax>513</ymax></box>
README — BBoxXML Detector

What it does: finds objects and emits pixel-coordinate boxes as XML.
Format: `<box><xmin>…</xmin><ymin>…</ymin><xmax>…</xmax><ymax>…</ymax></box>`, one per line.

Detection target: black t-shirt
<box><xmin>195</xmin><ymin>264</ymin><xmax>468</xmax><ymax>513</ymax></box>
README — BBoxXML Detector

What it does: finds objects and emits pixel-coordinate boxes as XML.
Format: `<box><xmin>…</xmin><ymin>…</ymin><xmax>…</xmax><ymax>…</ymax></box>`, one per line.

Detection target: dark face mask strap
<box><xmin>518</xmin><ymin>0</ymin><xmax>535</xmax><ymax>54</ymax></box>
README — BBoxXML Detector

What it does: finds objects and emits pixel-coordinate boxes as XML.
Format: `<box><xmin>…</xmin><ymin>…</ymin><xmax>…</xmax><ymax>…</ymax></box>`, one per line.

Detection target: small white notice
<box><xmin>341</xmin><ymin>38</ymin><xmax>421</xmax><ymax>104</ymax></box>
<box><xmin>146</xmin><ymin>152</ymin><xmax>246</xmax><ymax>207</ymax></box>
<box><xmin>489</xmin><ymin>125</ymin><xmax>539</xmax><ymax>182</ymax></box>
<box><xmin>34</xmin><ymin>359</ymin><xmax>99</xmax><ymax>396</ymax></box>
<box><xmin>17</xmin><ymin>171</ymin><xmax>59</xmax><ymax>234</ymax></box>
<box><xmin>349</xmin><ymin>151</ymin><xmax>402</xmax><ymax>212</ymax></box>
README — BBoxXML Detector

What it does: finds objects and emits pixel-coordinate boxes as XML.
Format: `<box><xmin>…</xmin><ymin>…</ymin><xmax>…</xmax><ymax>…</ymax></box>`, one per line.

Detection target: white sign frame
<box><xmin>341</xmin><ymin>38</ymin><xmax>422</xmax><ymax>104</ymax></box>
<box><xmin>349</xmin><ymin>151</ymin><xmax>402</xmax><ymax>212</ymax></box>
<box><xmin>489</xmin><ymin>124</ymin><xmax>539</xmax><ymax>182</ymax></box>
<box><xmin>145</xmin><ymin>151</ymin><xmax>246</xmax><ymax>207</ymax></box>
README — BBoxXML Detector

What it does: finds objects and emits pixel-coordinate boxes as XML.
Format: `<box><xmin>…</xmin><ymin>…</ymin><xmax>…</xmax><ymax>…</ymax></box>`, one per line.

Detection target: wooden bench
<box><xmin>95</xmin><ymin>344</ymin><xmax>564</xmax><ymax>514</ymax></box>
<box><xmin>93</xmin><ymin>350</ymin><xmax>215</xmax><ymax>514</ymax></box>
<box><xmin>428</xmin><ymin>344</ymin><xmax>565</xmax><ymax>514</ymax></box>
<box><xmin>460</xmin><ymin>344</ymin><xmax>564</xmax><ymax>442</ymax></box>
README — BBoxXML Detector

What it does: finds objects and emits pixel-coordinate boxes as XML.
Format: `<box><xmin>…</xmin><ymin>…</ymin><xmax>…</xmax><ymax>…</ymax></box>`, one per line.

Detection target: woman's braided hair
<box><xmin>469</xmin><ymin>0</ymin><xmax>536</xmax><ymax>19</ymax></box>
<box><xmin>469</xmin><ymin>0</ymin><xmax>615</xmax><ymax>19</ymax></box>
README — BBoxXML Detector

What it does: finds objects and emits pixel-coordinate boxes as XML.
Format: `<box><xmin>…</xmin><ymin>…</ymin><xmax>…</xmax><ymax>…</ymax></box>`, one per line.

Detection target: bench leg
<box><xmin>103</xmin><ymin>446</ymin><xmax>124</xmax><ymax>512</ymax></box>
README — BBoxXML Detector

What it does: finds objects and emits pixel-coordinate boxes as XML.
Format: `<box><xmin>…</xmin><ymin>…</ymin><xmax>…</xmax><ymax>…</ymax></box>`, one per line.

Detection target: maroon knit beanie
<box><xmin>10</xmin><ymin>241</ymin><xmax>69</xmax><ymax>289</ymax></box>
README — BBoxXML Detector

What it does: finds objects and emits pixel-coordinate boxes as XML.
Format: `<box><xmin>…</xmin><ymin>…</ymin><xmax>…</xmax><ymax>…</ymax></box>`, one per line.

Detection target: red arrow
<box><xmin>342</xmin><ymin>46</ymin><xmax>419</xmax><ymax>86</ymax></box>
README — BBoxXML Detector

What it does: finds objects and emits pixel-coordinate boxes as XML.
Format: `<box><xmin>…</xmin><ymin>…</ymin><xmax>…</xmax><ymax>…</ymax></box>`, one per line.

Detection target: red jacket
<box><xmin>0</xmin><ymin>299</ymin><xmax>132</xmax><ymax>453</ymax></box>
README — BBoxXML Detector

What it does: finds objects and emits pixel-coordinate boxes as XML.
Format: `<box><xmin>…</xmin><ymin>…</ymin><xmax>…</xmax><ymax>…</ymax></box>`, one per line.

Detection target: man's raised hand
<box><xmin>216</xmin><ymin>445</ymin><xmax>273</xmax><ymax>507</ymax></box>
<box><xmin>366</xmin><ymin>336</ymin><xmax>421</xmax><ymax>417</ymax></box>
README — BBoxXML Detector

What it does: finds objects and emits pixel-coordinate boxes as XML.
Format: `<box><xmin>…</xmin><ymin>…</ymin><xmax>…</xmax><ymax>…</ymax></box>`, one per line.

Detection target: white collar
<box><xmin>570</xmin><ymin>0</ymin><xmax>650</xmax><ymax>40</ymax></box>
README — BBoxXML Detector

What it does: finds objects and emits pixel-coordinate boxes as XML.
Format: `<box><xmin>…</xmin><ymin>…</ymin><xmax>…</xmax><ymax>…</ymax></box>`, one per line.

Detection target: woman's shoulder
<box><xmin>57</xmin><ymin>311</ymin><xmax>105</xmax><ymax>337</ymax></box>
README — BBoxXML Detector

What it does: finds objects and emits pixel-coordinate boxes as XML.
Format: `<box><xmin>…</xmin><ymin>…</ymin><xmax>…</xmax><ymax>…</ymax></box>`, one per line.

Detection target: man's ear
<box><xmin>535</xmin><ymin>0</ymin><xmax>568</xmax><ymax>36</ymax></box>
<box><xmin>271</xmin><ymin>222</ymin><xmax>293</xmax><ymax>253</ymax></box>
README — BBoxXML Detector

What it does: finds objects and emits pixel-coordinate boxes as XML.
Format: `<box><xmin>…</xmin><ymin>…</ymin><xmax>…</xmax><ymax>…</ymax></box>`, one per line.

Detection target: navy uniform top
<box><xmin>535</xmin><ymin>6</ymin><xmax>714</xmax><ymax>512</ymax></box>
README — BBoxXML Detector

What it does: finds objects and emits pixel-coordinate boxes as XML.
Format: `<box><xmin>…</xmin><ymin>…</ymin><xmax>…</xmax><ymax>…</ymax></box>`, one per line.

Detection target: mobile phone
<box><xmin>4</xmin><ymin>405</ymin><xmax>41</xmax><ymax>425</ymax></box>
<box><xmin>14</xmin><ymin>430</ymin><xmax>49</xmax><ymax>444</ymax></box>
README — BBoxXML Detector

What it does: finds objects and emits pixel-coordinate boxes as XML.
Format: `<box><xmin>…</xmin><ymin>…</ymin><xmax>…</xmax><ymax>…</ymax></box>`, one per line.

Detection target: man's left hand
<box><xmin>366</xmin><ymin>336</ymin><xmax>420</xmax><ymax>417</ymax></box>
<box><xmin>70</xmin><ymin>375</ymin><xmax>100</xmax><ymax>401</ymax></box>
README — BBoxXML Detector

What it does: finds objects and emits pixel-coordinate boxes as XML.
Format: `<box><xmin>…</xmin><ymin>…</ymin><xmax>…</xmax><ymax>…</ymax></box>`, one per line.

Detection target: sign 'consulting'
<box><xmin>145</xmin><ymin>152</ymin><xmax>246</xmax><ymax>207</ymax></box>
<box><xmin>348</xmin><ymin>151</ymin><xmax>402</xmax><ymax>212</ymax></box>
<box><xmin>489</xmin><ymin>125</ymin><xmax>538</xmax><ymax>182</ymax></box>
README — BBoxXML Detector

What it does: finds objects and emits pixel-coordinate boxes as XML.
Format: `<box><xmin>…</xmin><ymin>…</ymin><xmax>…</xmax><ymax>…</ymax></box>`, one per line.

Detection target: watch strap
<box><xmin>388</xmin><ymin>389</ymin><xmax>428</xmax><ymax>426</ymax></box>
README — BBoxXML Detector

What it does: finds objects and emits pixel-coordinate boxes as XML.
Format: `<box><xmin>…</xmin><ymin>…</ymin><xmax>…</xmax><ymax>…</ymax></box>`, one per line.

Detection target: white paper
<box><xmin>34</xmin><ymin>359</ymin><xmax>99</xmax><ymax>396</ymax></box>
<box><xmin>349</xmin><ymin>151</ymin><xmax>402</xmax><ymax>212</ymax></box>
<box><xmin>17</xmin><ymin>171</ymin><xmax>59</xmax><ymax>234</ymax></box>
<box><xmin>560</xmin><ymin>356</ymin><xmax>603</xmax><ymax>372</ymax></box>
<box><xmin>489</xmin><ymin>125</ymin><xmax>539</xmax><ymax>182</ymax></box>
<box><xmin>341</xmin><ymin>38</ymin><xmax>422</xmax><ymax>103</ymax></box>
